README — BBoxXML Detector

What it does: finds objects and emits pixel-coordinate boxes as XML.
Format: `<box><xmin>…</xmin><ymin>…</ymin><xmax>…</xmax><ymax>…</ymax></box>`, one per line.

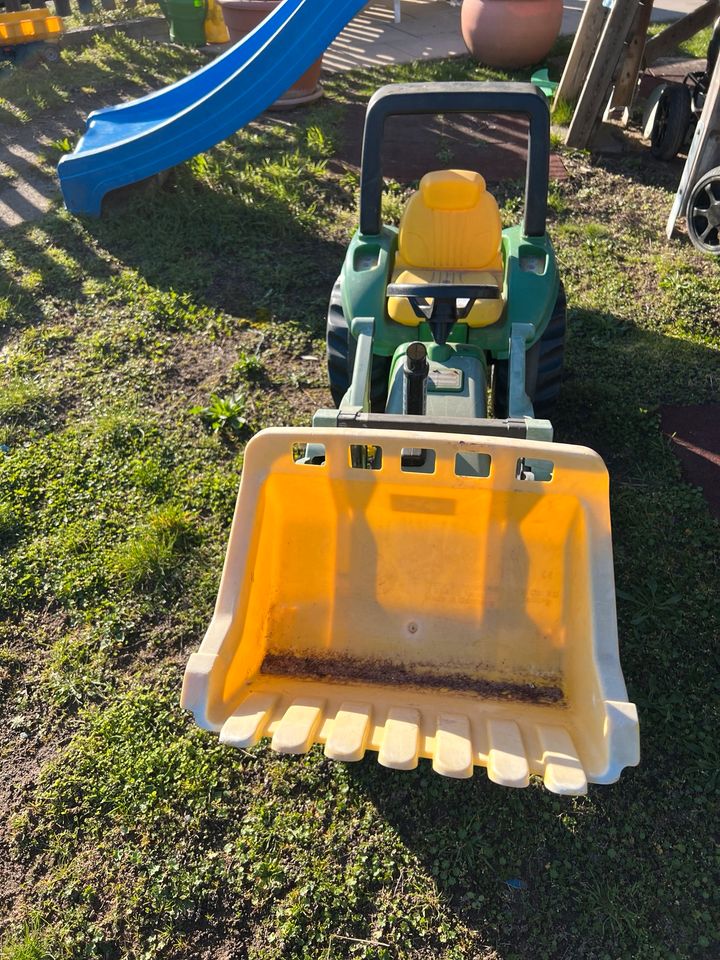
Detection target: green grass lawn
<box><xmin>647</xmin><ymin>21</ymin><xmax>716</xmax><ymax>60</ymax></box>
<box><xmin>0</xmin><ymin>34</ymin><xmax>204</xmax><ymax>125</ymax></box>
<box><xmin>0</xmin><ymin>38</ymin><xmax>719</xmax><ymax>960</ymax></box>
<box><xmin>59</xmin><ymin>0</ymin><xmax>164</xmax><ymax>31</ymax></box>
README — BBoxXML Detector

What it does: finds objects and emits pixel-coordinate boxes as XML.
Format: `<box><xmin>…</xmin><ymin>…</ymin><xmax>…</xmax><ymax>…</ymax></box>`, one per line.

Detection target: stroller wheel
<box><xmin>687</xmin><ymin>165</ymin><xmax>720</xmax><ymax>254</ymax></box>
<box><xmin>651</xmin><ymin>84</ymin><xmax>691</xmax><ymax>161</ymax></box>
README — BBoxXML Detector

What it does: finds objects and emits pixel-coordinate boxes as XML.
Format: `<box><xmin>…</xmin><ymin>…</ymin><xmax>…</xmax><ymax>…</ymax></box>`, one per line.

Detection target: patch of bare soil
<box><xmin>661</xmin><ymin>403</ymin><xmax>720</xmax><ymax>520</ymax></box>
<box><xmin>157</xmin><ymin>321</ymin><xmax>330</xmax><ymax>426</ymax></box>
<box><xmin>0</xmin><ymin>611</ymin><xmax>69</xmax><ymax>931</ymax></box>
<box><xmin>332</xmin><ymin>105</ymin><xmax>568</xmax><ymax>186</ymax></box>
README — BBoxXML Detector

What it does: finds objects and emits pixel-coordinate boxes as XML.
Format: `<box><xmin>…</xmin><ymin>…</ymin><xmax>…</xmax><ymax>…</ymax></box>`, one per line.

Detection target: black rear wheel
<box><xmin>651</xmin><ymin>84</ymin><xmax>691</xmax><ymax>161</ymax></box>
<box><xmin>493</xmin><ymin>282</ymin><xmax>566</xmax><ymax>420</ymax></box>
<box><xmin>41</xmin><ymin>44</ymin><xmax>61</xmax><ymax>64</ymax></box>
<box><xmin>326</xmin><ymin>279</ymin><xmax>352</xmax><ymax>406</ymax></box>
<box><xmin>326</xmin><ymin>278</ymin><xmax>391</xmax><ymax>411</ymax></box>
<box><xmin>686</xmin><ymin>166</ymin><xmax>720</xmax><ymax>254</ymax></box>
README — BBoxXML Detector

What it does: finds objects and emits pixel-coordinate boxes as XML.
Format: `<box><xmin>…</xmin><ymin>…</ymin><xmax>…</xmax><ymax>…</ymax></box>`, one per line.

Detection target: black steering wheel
<box><xmin>386</xmin><ymin>282</ymin><xmax>500</xmax><ymax>344</ymax></box>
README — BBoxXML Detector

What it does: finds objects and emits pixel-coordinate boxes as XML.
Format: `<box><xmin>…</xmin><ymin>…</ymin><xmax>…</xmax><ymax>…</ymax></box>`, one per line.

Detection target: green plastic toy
<box><xmin>531</xmin><ymin>68</ymin><xmax>558</xmax><ymax>100</ymax></box>
<box><xmin>324</xmin><ymin>82</ymin><xmax>564</xmax><ymax>432</ymax></box>
<box><xmin>158</xmin><ymin>0</ymin><xmax>207</xmax><ymax>46</ymax></box>
<box><xmin>181</xmin><ymin>82</ymin><xmax>640</xmax><ymax>794</ymax></box>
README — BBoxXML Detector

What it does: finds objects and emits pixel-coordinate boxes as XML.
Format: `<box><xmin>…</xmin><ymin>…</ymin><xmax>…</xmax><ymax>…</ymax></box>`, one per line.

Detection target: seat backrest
<box><xmin>396</xmin><ymin>169</ymin><xmax>503</xmax><ymax>272</ymax></box>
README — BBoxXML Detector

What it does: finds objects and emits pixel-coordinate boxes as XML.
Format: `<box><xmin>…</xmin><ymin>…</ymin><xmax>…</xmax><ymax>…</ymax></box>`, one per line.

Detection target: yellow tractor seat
<box><xmin>388</xmin><ymin>169</ymin><xmax>505</xmax><ymax>328</ymax></box>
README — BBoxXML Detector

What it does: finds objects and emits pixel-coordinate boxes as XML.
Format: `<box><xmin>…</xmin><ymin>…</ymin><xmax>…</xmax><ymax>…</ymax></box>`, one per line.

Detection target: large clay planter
<box><xmin>218</xmin><ymin>0</ymin><xmax>323</xmax><ymax>107</ymax></box>
<box><xmin>461</xmin><ymin>0</ymin><xmax>563</xmax><ymax>70</ymax></box>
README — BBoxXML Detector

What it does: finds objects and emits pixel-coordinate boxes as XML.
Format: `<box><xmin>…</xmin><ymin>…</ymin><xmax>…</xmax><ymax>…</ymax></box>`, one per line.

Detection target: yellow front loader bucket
<box><xmin>182</xmin><ymin>428</ymin><xmax>639</xmax><ymax>795</ymax></box>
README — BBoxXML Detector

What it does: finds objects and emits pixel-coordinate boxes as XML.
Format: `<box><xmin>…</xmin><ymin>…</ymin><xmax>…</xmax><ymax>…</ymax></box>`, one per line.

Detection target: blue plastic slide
<box><xmin>58</xmin><ymin>0</ymin><xmax>367</xmax><ymax>215</ymax></box>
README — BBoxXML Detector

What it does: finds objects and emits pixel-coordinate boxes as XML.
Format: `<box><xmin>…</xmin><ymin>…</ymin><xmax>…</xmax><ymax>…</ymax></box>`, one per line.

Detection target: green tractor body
<box><xmin>331</xmin><ymin>222</ymin><xmax>561</xmax><ymax>420</ymax></box>
<box><xmin>182</xmin><ymin>82</ymin><xmax>640</xmax><ymax>795</ymax></box>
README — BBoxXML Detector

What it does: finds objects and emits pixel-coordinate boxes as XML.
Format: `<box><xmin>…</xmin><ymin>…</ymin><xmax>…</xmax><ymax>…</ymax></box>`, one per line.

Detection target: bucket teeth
<box><xmin>433</xmin><ymin>713</ymin><xmax>474</xmax><ymax>779</ymax></box>
<box><xmin>378</xmin><ymin>707</ymin><xmax>421</xmax><ymax>771</ymax></box>
<box><xmin>324</xmin><ymin>702</ymin><xmax>372</xmax><ymax>762</ymax></box>
<box><xmin>219</xmin><ymin>692</ymin><xmax>277</xmax><ymax>749</ymax></box>
<box><xmin>271</xmin><ymin>698</ymin><xmax>325</xmax><ymax>754</ymax></box>
<box><xmin>537</xmin><ymin>725</ymin><xmax>587</xmax><ymax>795</ymax></box>
<box><xmin>220</xmin><ymin>695</ymin><xmax>591</xmax><ymax>795</ymax></box>
<box><xmin>487</xmin><ymin>719</ymin><xmax>530</xmax><ymax>788</ymax></box>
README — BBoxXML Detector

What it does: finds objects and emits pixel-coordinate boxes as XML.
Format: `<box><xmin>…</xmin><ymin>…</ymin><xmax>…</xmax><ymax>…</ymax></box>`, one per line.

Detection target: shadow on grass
<box><xmin>0</xmin><ymin>170</ymin><xmax>347</xmax><ymax>342</ymax></box>
<box><xmin>331</xmin><ymin>316</ymin><xmax>719</xmax><ymax>959</ymax></box>
<box><xmin>592</xmin><ymin>145</ymin><xmax>689</xmax><ymax>195</ymax></box>
<box><xmin>0</xmin><ymin>214</ymin><xmax>116</xmax><ymax>338</ymax></box>
<box><xmin>0</xmin><ymin>33</ymin><xmax>204</xmax><ymax>127</ymax></box>
<box><xmin>84</xmin><ymin>169</ymin><xmax>349</xmax><ymax>334</ymax></box>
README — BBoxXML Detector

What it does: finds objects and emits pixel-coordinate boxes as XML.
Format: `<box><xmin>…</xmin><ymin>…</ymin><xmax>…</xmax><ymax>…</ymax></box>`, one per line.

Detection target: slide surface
<box><xmin>57</xmin><ymin>0</ymin><xmax>366</xmax><ymax>215</ymax></box>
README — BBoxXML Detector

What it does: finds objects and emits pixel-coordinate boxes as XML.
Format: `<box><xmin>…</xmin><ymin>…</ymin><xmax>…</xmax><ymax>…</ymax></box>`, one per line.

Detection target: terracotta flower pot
<box><xmin>461</xmin><ymin>0</ymin><xmax>563</xmax><ymax>70</ymax></box>
<box><xmin>218</xmin><ymin>0</ymin><xmax>323</xmax><ymax>107</ymax></box>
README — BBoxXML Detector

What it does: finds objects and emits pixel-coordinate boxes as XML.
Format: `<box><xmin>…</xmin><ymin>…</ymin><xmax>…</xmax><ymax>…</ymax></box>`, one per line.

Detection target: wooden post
<box><xmin>566</xmin><ymin>0</ymin><xmax>641</xmax><ymax>148</ymax></box>
<box><xmin>554</xmin><ymin>0</ymin><xmax>607</xmax><ymax>111</ymax></box>
<box><xmin>605</xmin><ymin>0</ymin><xmax>654</xmax><ymax>124</ymax></box>
<box><xmin>644</xmin><ymin>0</ymin><xmax>719</xmax><ymax>65</ymax></box>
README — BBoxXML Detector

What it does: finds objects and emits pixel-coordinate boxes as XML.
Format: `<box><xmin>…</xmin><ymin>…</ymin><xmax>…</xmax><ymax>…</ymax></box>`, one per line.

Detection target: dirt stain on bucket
<box><xmin>260</xmin><ymin>651</ymin><xmax>564</xmax><ymax>704</ymax></box>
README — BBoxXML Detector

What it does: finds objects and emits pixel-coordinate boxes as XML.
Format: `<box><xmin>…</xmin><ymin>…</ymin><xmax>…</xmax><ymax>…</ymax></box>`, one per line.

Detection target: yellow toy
<box><xmin>0</xmin><ymin>2</ymin><xmax>63</xmax><ymax>65</ymax></box>
<box><xmin>204</xmin><ymin>0</ymin><xmax>229</xmax><ymax>44</ymax></box>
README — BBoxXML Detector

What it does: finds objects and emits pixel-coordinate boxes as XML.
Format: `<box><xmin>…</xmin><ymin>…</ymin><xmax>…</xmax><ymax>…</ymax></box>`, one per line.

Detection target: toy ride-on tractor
<box><xmin>0</xmin><ymin>0</ymin><xmax>63</xmax><ymax>66</ymax></box>
<box><xmin>182</xmin><ymin>83</ymin><xmax>640</xmax><ymax>796</ymax></box>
